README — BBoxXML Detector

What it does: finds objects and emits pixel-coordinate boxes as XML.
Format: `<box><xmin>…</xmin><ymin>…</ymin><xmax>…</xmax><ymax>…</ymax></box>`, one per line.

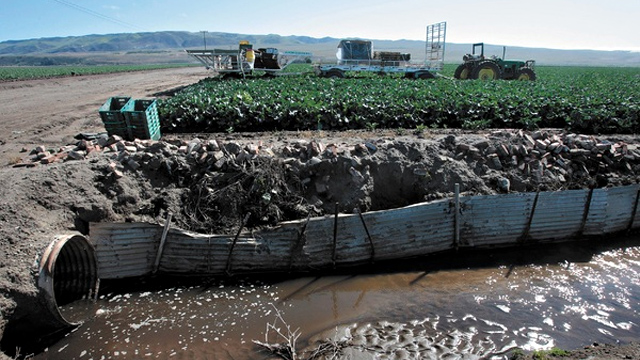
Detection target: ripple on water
<box><xmin>44</xmin><ymin>243</ymin><xmax>640</xmax><ymax>359</ymax></box>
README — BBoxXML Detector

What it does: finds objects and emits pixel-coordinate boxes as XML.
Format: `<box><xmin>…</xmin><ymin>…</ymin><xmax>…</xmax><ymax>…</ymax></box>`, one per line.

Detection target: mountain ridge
<box><xmin>1</xmin><ymin>31</ymin><xmax>638</xmax><ymax>67</ymax></box>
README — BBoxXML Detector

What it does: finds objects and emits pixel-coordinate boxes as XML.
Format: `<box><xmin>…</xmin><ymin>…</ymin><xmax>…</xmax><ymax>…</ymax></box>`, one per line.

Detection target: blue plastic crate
<box><xmin>99</xmin><ymin>96</ymin><xmax>132</xmax><ymax>139</ymax></box>
<box><xmin>121</xmin><ymin>98</ymin><xmax>161</xmax><ymax>141</ymax></box>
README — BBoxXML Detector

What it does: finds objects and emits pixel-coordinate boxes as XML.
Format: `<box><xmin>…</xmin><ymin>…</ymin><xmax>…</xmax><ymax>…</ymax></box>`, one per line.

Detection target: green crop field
<box><xmin>158</xmin><ymin>65</ymin><xmax>640</xmax><ymax>135</ymax></box>
<box><xmin>0</xmin><ymin>64</ymin><xmax>195</xmax><ymax>81</ymax></box>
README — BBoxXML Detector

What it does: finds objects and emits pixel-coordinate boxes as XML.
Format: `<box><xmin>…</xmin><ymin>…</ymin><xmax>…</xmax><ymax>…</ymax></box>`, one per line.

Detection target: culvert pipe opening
<box><xmin>36</xmin><ymin>234</ymin><xmax>98</xmax><ymax>327</ymax></box>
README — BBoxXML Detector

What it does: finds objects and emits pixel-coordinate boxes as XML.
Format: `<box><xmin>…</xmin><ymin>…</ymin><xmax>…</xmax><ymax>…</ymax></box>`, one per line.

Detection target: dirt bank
<box><xmin>0</xmin><ymin>68</ymin><xmax>639</xmax><ymax>359</ymax></box>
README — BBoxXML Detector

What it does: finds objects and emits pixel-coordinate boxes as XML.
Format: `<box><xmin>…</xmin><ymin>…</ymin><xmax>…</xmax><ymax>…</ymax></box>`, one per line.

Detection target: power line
<box><xmin>50</xmin><ymin>0</ymin><xmax>147</xmax><ymax>32</ymax></box>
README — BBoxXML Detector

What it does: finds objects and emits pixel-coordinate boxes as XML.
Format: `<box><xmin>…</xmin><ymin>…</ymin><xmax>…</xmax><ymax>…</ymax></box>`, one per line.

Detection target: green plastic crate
<box><xmin>121</xmin><ymin>98</ymin><xmax>161</xmax><ymax>141</ymax></box>
<box><xmin>99</xmin><ymin>96</ymin><xmax>132</xmax><ymax>139</ymax></box>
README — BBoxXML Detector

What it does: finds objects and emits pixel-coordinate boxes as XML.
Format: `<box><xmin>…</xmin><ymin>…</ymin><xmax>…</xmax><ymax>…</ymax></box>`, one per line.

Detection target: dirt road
<box><xmin>0</xmin><ymin>66</ymin><xmax>208</xmax><ymax>165</ymax></box>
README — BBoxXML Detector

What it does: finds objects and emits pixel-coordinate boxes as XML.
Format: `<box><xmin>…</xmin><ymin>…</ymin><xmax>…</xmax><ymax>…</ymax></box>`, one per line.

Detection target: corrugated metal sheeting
<box><xmin>90</xmin><ymin>184</ymin><xmax>640</xmax><ymax>279</ymax></box>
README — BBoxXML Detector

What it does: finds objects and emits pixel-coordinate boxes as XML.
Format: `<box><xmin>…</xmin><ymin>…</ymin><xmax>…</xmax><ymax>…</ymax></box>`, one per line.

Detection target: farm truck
<box><xmin>314</xmin><ymin>21</ymin><xmax>447</xmax><ymax>79</ymax></box>
<box><xmin>454</xmin><ymin>42</ymin><xmax>536</xmax><ymax>81</ymax></box>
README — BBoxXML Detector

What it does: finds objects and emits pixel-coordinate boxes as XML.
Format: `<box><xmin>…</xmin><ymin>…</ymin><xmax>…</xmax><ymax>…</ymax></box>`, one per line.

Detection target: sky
<box><xmin>1</xmin><ymin>0</ymin><xmax>639</xmax><ymax>51</ymax></box>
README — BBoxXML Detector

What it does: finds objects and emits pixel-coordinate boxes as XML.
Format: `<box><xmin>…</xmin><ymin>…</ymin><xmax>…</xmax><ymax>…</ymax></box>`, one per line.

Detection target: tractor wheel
<box><xmin>325</xmin><ymin>69</ymin><xmax>344</xmax><ymax>79</ymax></box>
<box><xmin>515</xmin><ymin>68</ymin><xmax>536</xmax><ymax>81</ymax></box>
<box><xmin>471</xmin><ymin>61</ymin><xmax>501</xmax><ymax>80</ymax></box>
<box><xmin>454</xmin><ymin>64</ymin><xmax>473</xmax><ymax>80</ymax></box>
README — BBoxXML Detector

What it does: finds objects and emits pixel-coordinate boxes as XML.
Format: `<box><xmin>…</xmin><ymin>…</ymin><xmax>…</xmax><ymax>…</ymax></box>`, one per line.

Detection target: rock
<box><xmin>213</xmin><ymin>158</ymin><xmax>226</xmax><ymax>170</ymax></box>
<box><xmin>40</xmin><ymin>155</ymin><xmax>56</xmax><ymax>164</ymax></box>
<box><xmin>510</xmin><ymin>155</ymin><xmax>519</xmax><ymax>167</ymax></box>
<box><xmin>246</xmin><ymin>144</ymin><xmax>259</xmax><ymax>155</ymax></box>
<box><xmin>524</xmin><ymin>134</ymin><xmax>536</xmax><ymax>147</ymax></box>
<box><xmin>413</xmin><ymin>167</ymin><xmax>429</xmax><ymax>177</ymax></box>
<box><xmin>187</xmin><ymin>139</ymin><xmax>202</xmax><ymax>154</ymax></box>
<box><xmin>127</xmin><ymin>159</ymin><xmax>140</xmax><ymax>170</ymax></box>
<box><xmin>224</xmin><ymin>142</ymin><xmax>243</xmax><ymax>155</ymax></box>
<box><xmin>260</xmin><ymin>147</ymin><xmax>275</xmax><ymax>157</ymax></box>
<box><xmin>308</xmin><ymin>141</ymin><xmax>325</xmax><ymax>156</ymax></box>
<box><xmin>473</xmin><ymin>140</ymin><xmax>490</xmax><ymax>151</ymax></box>
<box><xmin>236</xmin><ymin>150</ymin><xmax>250</xmax><ymax>163</ymax></box>
<box><xmin>364</xmin><ymin>142</ymin><xmax>378</xmax><ymax>153</ymax></box>
<box><xmin>147</xmin><ymin>156</ymin><xmax>163</xmax><ymax>170</ymax></box>
<box><xmin>468</xmin><ymin>147</ymin><xmax>482</xmax><ymax>159</ymax></box>
<box><xmin>488</xmin><ymin>154</ymin><xmax>502</xmax><ymax>170</ymax></box>
<box><xmin>197</xmin><ymin>152</ymin><xmax>208</xmax><ymax>164</ymax></box>
<box><xmin>67</xmin><ymin>150</ymin><xmax>86</xmax><ymax>160</ymax></box>
<box><xmin>496</xmin><ymin>144</ymin><xmax>510</xmax><ymax>158</ymax></box>
<box><xmin>596</xmin><ymin>143</ymin><xmax>612</xmax><ymax>152</ymax></box>
<box><xmin>569</xmin><ymin>148</ymin><xmax>591</xmax><ymax>157</ymax></box>
<box><xmin>282</xmin><ymin>146</ymin><xmax>294</xmax><ymax>157</ymax></box>
<box><xmin>497</xmin><ymin>177</ymin><xmax>510</xmax><ymax>192</ymax></box>
<box><xmin>517</xmin><ymin>144</ymin><xmax>529</xmax><ymax>157</ymax></box>
<box><xmin>547</xmin><ymin>142</ymin><xmax>561</xmax><ymax>152</ymax></box>
<box><xmin>308</xmin><ymin>156</ymin><xmax>322</xmax><ymax>166</ymax></box>
<box><xmin>108</xmin><ymin>162</ymin><xmax>124</xmax><ymax>178</ymax></box>
<box><xmin>211</xmin><ymin>151</ymin><xmax>225</xmax><ymax>161</ymax></box>
<box><xmin>96</xmin><ymin>133</ymin><xmax>110</xmax><ymax>147</ymax></box>
<box><xmin>207</xmin><ymin>139</ymin><xmax>220</xmax><ymax>151</ymax></box>
<box><xmin>106</xmin><ymin>134</ymin><xmax>123</xmax><ymax>147</ymax></box>
<box><xmin>354</xmin><ymin>143</ymin><xmax>368</xmax><ymax>154</ymax></box>
<box><xmin>349</xmin><ymin>167</ymin><xmax>365</xmax><ymax>183</ymax></box>
<box><xmin>315</xmin><ymin>181</ymin><xmax>328</xmax><ymax>194</ymax></box>
<box><xmin>456</xmin><ymin>143</ymin><xmax>470</xmax><ymax>153</ymax></box>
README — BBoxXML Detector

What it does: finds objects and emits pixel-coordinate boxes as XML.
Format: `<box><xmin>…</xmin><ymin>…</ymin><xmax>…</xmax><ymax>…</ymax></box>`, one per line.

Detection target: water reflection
<box><xmin>36</xmin><ymin>236</ymin><xmax>640</xmax><ymax>359</ymax></box>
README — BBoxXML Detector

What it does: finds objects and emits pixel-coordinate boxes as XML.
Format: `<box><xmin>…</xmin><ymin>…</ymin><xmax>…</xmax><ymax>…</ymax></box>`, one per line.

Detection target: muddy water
<box><xmin>37</xmin><ymin>237</ymin><xmax>639</xmax><ymax>359</ymax></box>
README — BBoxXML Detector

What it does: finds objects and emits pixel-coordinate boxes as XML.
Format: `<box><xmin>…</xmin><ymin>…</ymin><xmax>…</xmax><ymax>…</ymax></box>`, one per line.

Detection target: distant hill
<box><xmin>0</xmin><ymin>31</ymin><xmax>638</xmax><ymax>67</ymax></box>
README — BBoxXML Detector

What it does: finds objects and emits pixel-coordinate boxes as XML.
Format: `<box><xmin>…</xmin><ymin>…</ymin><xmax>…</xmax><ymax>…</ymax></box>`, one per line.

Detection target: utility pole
<box><xmin>201</xmin><ymin>30</ymin><xmax>208</xmax><ymax>50</ymax></box>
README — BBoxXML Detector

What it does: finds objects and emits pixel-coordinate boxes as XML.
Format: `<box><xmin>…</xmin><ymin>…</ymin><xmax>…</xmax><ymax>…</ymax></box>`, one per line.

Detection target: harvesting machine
<box><xmin>186</xmin><ymin>41</ymin><xmax>312</xmax><ymax>77</ymax></box>
<box><xmin>314</xmin><ymin>21</ymin><xmax>447</xmax><ymax>79</ymax></box>
<box><xmin>454</xmin><ymin>43</ymin><xmax>536</xmax><ymax>81</ymax></box>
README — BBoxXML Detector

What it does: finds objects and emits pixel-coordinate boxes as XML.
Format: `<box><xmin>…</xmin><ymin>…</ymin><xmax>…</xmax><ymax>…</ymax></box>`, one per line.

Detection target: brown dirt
<box><xmin>0</xmin><ymin>67</ymin><xmax>639</xmax><ymax>360</ymax></box>
<box><xmin>0</xmin><ymin>67</ymin><xmax>206</xmax><ymax>166</ymax></box>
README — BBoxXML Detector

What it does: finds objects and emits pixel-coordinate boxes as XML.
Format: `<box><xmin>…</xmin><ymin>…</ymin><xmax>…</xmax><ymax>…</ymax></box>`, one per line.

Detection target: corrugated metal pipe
<box><xmin>34</xmin><ymin>234</ymin><xmax>98</xmax><ymax>328</ymax></box>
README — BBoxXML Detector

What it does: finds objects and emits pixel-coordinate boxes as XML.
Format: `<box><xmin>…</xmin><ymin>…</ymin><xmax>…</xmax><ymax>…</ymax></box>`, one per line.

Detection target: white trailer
<box><xmin>314</xmin><ymin>21</ymin><xmax>446</xmax><ymax>79</ymax></box>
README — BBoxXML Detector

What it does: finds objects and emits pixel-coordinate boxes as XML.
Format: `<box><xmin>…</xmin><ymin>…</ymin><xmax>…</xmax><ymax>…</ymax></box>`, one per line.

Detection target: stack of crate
<box><xmin>99</xmin><ymin>97</ymin><xmax>161</xmax><ymax>141</ymax></box>
<box><xmin>98</xmin><ymin>96</ymin><xmax>131</xmax><ymax>139</ymax></box>
<box><xmin>121</xmin><ymin>98</ymin><xmax>161</xmax><ymax>141</ymax></box>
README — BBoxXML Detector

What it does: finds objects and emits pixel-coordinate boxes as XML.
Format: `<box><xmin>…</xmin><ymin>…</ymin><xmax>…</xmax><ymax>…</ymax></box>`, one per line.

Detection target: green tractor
<box><xmin>454</xmin><ymin>43</ymin><xmax>536</xmax><ymax>81</ymax></box>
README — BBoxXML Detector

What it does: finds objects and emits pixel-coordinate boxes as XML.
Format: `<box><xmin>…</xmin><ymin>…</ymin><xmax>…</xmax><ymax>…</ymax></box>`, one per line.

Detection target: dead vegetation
<box><xmin>253</xmin><ymin>306</ymin><xmax>348</xmax><ymax>360</ymax></box>
<box><xmin>178</xmin><ymin>156</ymin><xmax>312</xmax><ymax>234</ymax></box>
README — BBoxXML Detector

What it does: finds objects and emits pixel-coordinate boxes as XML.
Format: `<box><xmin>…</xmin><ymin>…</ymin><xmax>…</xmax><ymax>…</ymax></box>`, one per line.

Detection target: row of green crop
<box><xmin>157</xmin><ymin>66</ymin><xmax>640</xmax><ymax>134</ymax></box>
<box><xmin>0</xmin><ymin>64</ymin><xmax>195</xmax><ymax>81</ymax></box>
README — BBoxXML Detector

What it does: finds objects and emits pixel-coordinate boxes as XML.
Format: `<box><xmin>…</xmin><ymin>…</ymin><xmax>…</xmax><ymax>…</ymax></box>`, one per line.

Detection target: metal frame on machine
<box><xmin>425</xmin><ymin>21</ymin><xmax>446</xmax><ymax>70</ymax></box>
<box><xmin>186</xmin><ymin>48</ymin><xmax>312</xmax><ymax>75</ymax></box>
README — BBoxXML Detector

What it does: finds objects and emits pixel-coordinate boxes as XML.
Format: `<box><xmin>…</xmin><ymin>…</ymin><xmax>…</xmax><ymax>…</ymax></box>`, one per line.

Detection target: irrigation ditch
<box><xmin>1</xmin><ymin>128</ymin><xmax>640</xmax><ymax>358</ymax></box>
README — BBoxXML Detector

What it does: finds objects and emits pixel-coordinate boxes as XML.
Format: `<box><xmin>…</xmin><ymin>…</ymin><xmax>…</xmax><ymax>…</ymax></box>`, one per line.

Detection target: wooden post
<box><xmin>226</xmin><ymin>213</ymin><xmax>251</xmax><ymax>276</ymax></box>
<box><xmin>519</xmin><ymin>190</ymin><xmax>540</xmax><ymax>243</ymax></box>
<box><xmin>627</xmin><ymin>188</ymin><xmax>640</xmax><ymax>233</ymax></box>
<box><xmin>578</xmin><ymin>187</ymin><xmax>595</xmax><ymax>237</ymax></box>
<box><xmin>332</xmin><ymin>202</ymin><xmax>339</xmax><ymax>268</ymax></box>
<box><xmin>357</xmin><ymin>208</ymin><xmax>376</xmax><ymax>263</ymax></box>
<box><xmin>153</xmin><ymin>212</ymin><xmax>173</xmax><ymax>274</ymax></box>
<box><xmin>453</xmin><ymin>183</ymin><xmax>460</xmax><ymax>249</ymax></box>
